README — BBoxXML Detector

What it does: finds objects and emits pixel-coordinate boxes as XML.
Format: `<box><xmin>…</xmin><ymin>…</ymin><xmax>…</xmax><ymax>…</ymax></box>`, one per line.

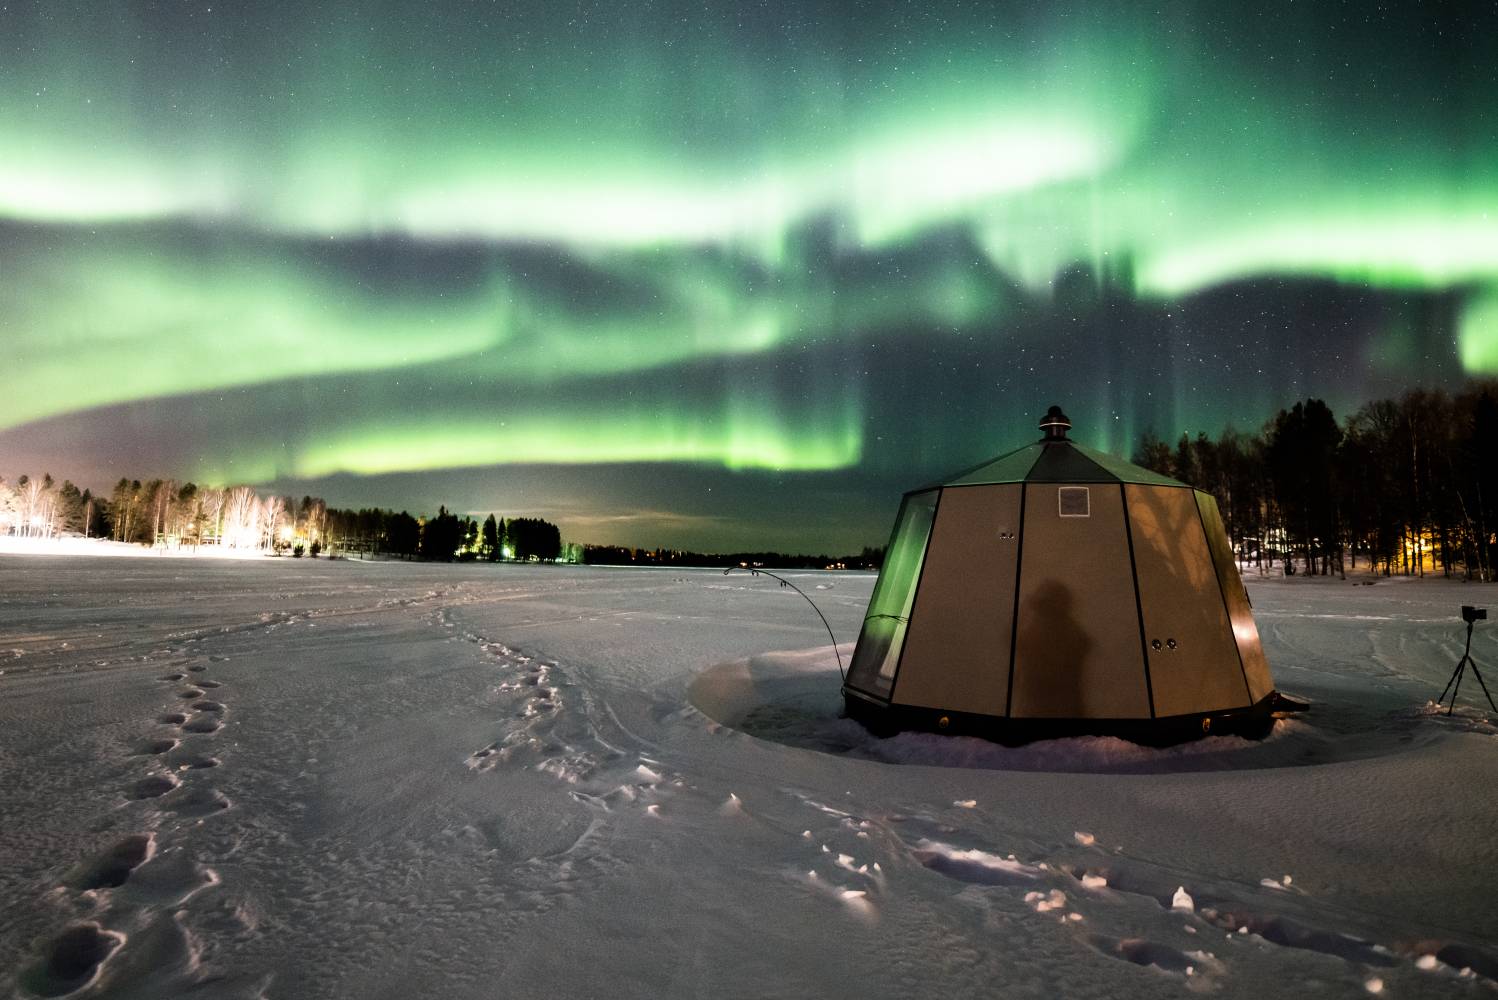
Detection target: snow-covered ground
<box><xmin>1</xmin><ymin>557</ymin><xmax>1495</xmax><ymax>999</ymax></box>
<box><xmin>0</xmin><ymin>537</ymin><xmax>272</xmax><ymax>560</ymax></box>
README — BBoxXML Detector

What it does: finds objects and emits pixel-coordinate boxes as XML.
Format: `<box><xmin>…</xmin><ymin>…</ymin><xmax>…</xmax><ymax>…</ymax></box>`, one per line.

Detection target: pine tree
<box><xmin>482</xmin><ymin>514</ymin><xmax>499</xmax><ymax>561</ymax></box>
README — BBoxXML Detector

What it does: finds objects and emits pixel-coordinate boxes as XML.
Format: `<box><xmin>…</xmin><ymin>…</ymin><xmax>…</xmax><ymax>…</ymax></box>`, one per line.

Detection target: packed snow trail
<box><xmin>2</xmin><ymin>557</ymin><xmax>1496</xmax><ymax>998</ymax></box>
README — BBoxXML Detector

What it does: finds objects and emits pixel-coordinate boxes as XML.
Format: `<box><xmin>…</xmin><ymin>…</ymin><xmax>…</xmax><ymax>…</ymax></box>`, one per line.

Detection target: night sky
<box><xmin>2</xmin><ymin>2</ymin><xmax>1494</xmax><ymax>551</ymax></box>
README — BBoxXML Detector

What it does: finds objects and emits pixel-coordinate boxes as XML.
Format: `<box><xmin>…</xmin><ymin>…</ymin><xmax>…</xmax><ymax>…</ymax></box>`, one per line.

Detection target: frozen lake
<box><xmin>2</xmin><ymin>556</ymin><xmax>1496</xmax><ymax>998</ymax></box>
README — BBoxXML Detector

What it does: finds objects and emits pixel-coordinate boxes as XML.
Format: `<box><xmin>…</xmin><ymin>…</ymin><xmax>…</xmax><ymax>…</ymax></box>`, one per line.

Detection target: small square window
<box><xmin>1058</xmin><ymin>486</ymin><xmax>1090</xmax><ymax>517</ymax></box>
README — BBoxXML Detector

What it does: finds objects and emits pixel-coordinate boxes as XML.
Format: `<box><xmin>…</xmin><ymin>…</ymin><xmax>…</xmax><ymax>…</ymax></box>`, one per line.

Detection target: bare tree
<box><xmin>298</xmin><ymin>496</ymin><xmax>327</xmax><ymax>549</ymax></box>
<box><xmin>198</xmin><ymin>488</ymin><xmax>225</xmax><ymax>547</ymax></box>
<box><xmin>146</xmin><ymin>479</ymin><xmax>178</xmax><ymax>547</ymax></box>
<box><xmin>260</xmin><ymin>495</ymin><xmax>286</xmax><ymax>551</ymax></box>
<box><xmin>0</xmin><ymin>478</ymin><xmax>18</xmax><ymax>536</ymax></box>
<box><xmin>222</xmin><ymin>486</ymin><xmax>261</xmax><ymax>550</ymax></box>
<box><xmin>15</xmin><ymin>475</ymin><xmax>59</xmax><ymax>538</ymax></box>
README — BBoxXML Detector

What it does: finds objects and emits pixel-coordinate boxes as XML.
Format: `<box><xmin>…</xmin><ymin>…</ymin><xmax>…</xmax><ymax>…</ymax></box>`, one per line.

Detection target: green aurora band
<box><xmin>0</xmin><ymin>2</ymin><xmax>1495</xmax><ymax>546</ymax></box>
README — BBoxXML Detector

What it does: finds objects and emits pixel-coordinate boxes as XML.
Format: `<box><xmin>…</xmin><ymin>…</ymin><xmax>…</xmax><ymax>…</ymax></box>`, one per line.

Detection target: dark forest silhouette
<box><xmin>1133</xmin><ymin>383</ymin><xmax>1498</xmax><ymax>579</ymax></box>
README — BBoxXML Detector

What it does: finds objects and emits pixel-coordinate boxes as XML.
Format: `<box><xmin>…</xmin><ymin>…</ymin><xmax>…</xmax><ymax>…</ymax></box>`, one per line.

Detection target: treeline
<box><xmin>582</xmin><ymin>545</ymin><xmax>885</xmax><ymax>570</ymax></box>
<box><xmin>330</xmin><ymin>509</ymin><xmax>566</xmax><ymax>562</ymax></box>
<box><xmin>0</xmin><ymin>475</ymin><xmax>565</xmax><ymax>563</ymax></box>
<box><xmin>1133</xmin><ymin>383</ymin><xmax>1498</xmax><ymax>579</ymax></box>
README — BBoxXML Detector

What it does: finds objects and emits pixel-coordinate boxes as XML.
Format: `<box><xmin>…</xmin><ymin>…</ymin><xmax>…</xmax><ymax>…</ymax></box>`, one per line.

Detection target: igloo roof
<box><xmin>921</xmin><ymin>406</ymin><xmax>1189</xmax><ymax>491</ymax></box>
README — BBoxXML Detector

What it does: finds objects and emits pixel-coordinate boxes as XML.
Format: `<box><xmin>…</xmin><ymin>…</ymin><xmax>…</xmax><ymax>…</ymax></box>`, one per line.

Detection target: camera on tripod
<box><xmin>1439</xmin><ymin>606</ymin><xmax>1495</xmax><ymax>715</ymax></box>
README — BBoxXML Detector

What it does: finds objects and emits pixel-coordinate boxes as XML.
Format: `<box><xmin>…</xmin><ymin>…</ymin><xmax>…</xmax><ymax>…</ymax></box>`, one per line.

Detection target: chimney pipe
<box><xmin>1039</xmin><ymin>405</ymin><xmax>1071</xmax><ymax>442</ymax></box>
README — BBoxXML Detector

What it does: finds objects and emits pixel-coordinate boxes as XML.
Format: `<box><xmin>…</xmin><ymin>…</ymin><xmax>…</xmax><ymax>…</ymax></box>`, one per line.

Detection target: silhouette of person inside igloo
<box><xmin>1013</xmin><ymin>579</ymin><xmax>1093</xmax><ymax>718</ymax></box>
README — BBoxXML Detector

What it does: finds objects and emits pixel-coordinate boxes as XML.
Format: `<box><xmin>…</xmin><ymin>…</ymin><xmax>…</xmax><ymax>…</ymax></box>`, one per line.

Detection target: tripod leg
<box><xmin>1437</xmin><ymin>660</ymin><xmax>1463</xmax><ymax>708</ymax></box>
<box><xmin>1467</xmin><ymin>659</ymin><xmax>1498</xmax><ymax>714</ymax></box>
<box><xmin>1448</xmin><ymin>661</ymin><xmax>1466</xmax><ymax>716</ymax></box>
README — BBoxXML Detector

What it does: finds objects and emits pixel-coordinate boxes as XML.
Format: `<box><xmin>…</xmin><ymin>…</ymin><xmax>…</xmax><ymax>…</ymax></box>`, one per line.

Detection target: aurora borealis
<box><xmin>2</xmin><ymin>3</ymin><xmax>1495</xmax><ymax>551</ymax></box>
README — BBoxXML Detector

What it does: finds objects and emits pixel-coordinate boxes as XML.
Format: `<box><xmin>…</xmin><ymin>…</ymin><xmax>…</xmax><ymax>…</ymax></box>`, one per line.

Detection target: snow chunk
<box><xmin>839</xmin><ymin>888</ymin><xmax>876</xmax><ymax>921</ymax></box>
<box><xmin>1172</xmin><ymin>886</ymin><xmax>1194</xmax><ymax>912</ymax></box>
<box><xmin>1025</xmin><ymin>889</ymin><xmax>1067</xmax><ymax>913</ymax></box>
<box><xmin>835</xmin><ymin>853</ymin><xmax>857</xmax><ymax>871</ymax></box>
<box><xmin>1416</xmin><ymin>955</ymin><xmax>1438</xmax><ymax>971</ymax></box>
<box><xmin>1079</xmin><ymin>873</ymin><xmax>1108</xmax><ymax>890</ymax></box>
<box><xmin>1364</xmin><ymin>977</ymin><xmax>1384</xmax><ymax>994</ymax></box>
<box><xmin>1073</xmin><ymin>831</ymin><xmax>1096</xmax><ymax>846</ymax></box>
<box><xmin>636</xmin><ymin>764</ymin><xmax>662</xmax><ymax>783</ymax></box>
<box><xmin>954</xmin><ymin>799</ymin><xmax>977</xmax><ymax>809</ymax></box>
<box><xmin>800</xmin><ymin>869</ymin><xmax>876</xmax><ymax>922</ymax></box>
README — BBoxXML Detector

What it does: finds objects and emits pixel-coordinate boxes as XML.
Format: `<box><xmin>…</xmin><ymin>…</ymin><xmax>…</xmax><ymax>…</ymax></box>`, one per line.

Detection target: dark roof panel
<box><xmin>936</xmin><ymin>443</ymin><xmax>1044</xmax><ymax>488</ymax></box>
<box><xmin>1072</xmin><ymin>444</ymin><xmax>1190</xmax><ymax>487</ymax></box>
<box><xmin>931</xmin><ymin>441</ymin><xmax>1191</xmax><ymax>489</ymax></box>
<box><xmin>1023</xmin><ymin>443</ymin><xmax>1118</xmax><ymax>482</ymax></box>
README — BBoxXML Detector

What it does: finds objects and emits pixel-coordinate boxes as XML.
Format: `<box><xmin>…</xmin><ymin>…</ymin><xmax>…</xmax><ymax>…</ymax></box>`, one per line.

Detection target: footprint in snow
<box><xmin>158</xmin><ymin>673</ymin><xmax>186</xmax><ymax>682</ymax></box>
<box><xmin>1089</xmin><ymin>934</ymin><xmax>1202</xmax><ymax>976</ymax></box>
<box><xmin>167</xmin><ymin>785</ymin><xmax>232</xmax><ymax>816</ymax></box>
<box><xmin>158</xmin><ymin>713</ymin><xmax>188</xmax><ymax>726</ymax></box>
<box><xmin>170</xmin><ymin>753</ymin><xmax>220</xmax><ymax>770</ymax></box>
<box><xmin>911</xmin><ymin>840</ymin><xmax>1040</xmax><ymax>887</ymax></box>
<box><xmin>190</xmin><ymin>701</ymin><xmax>225</xmax><ymax>713</ymax></box>
<box><xmin>72</xmin><ymin>834</ymin><xmax>155</xmax><ymax>890</ymax></box>
<box><xmin>1432</xmin><ymin>943</ymin><xmax>1498</xmax><ymax>982</ymax></box>
<box><xmin>1075</xmin><ymin>864</ymin><xmax>1179</xmax><ymax>908</ymax></box>
<box><xmin>181</xmin><ymin>715</ymin><xmax>221</xmax><ymax>734</ymax></box>
<box><xmin>19</xmin><ymin>923</ymin><xmax>123</xmax><ymax>998</ymax></box>
<box><xmin>1214</xmin><ymin>914</ymin><xmax>1396</xmax><ymax>967</ymax></box>
<box><xmin>127</xmin><ymin>774</ymin><xmax>179</xmax><ymax>800</ymax></box>
<box><xmin>176</xmin><ymin>688</ymin><xmax>204</xmax><ymax>699</ymax></box>
<box><xmin>135</xmin><ymin>738</ymin><xmax>178</xmax><ymax>756</ymax></box>
<box><xmin>115</xmin><ymin>849</ymin><xmax>222</xmax><ymax>909</ymax></box>
<box><xmin>197</xmin><ymin>679</ymin><xmax>222</xmax><ymax>688</ymax></box>
<box><xmin>519</xmin><ymin>698</ymin><xmax>557</xmax><ymax>719</ymax></box>
<box><xmin>468</xmin><ymin>744</ymin><xmax>500</xmax><ymax>769</ymax></box>
<box><xmin>187</xmin><ymin>664</ymin><xmax>208</xmax><ymax>672</ymax></box>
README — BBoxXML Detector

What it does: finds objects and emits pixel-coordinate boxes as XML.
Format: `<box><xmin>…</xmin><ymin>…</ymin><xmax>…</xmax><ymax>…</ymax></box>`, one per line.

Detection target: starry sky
<box><xmin>1</xmin><ymin>1</ymin><xmax>1495</xmax><ymax>551</ymax></box>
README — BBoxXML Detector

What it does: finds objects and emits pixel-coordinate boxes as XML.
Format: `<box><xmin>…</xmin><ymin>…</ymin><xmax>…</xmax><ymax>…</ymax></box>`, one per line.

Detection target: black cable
<box><xmin>724</xmin><ymin>565</ymin><xmax>846</xmax><ymax>683</ymax></box>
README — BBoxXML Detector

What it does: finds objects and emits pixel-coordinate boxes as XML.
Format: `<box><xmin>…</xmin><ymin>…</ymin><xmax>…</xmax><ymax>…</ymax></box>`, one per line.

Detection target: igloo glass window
<box><xmin>845</xmin><ymin>489</ymin><xmax>938</xmax><ymax>699</ymax></box>
<box><xmin>1058</xmin><ymin>486</ymin><xmax>1090</xmax><ymax>518</ymax></box>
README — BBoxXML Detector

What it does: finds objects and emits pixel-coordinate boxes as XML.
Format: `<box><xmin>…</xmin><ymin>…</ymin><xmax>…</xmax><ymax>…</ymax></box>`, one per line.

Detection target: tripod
<box><xmin>1437</xmin><ymin>619</ymin><xmax>1498</xmax><ymax>716</ymax></box>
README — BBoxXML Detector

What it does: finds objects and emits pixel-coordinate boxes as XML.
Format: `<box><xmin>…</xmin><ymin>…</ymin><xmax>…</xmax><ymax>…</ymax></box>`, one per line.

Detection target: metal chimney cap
<box><xmin>1039</xmin><ymin>405</ymin><xmax>1072</xmax><ymax>441</ymax></box>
